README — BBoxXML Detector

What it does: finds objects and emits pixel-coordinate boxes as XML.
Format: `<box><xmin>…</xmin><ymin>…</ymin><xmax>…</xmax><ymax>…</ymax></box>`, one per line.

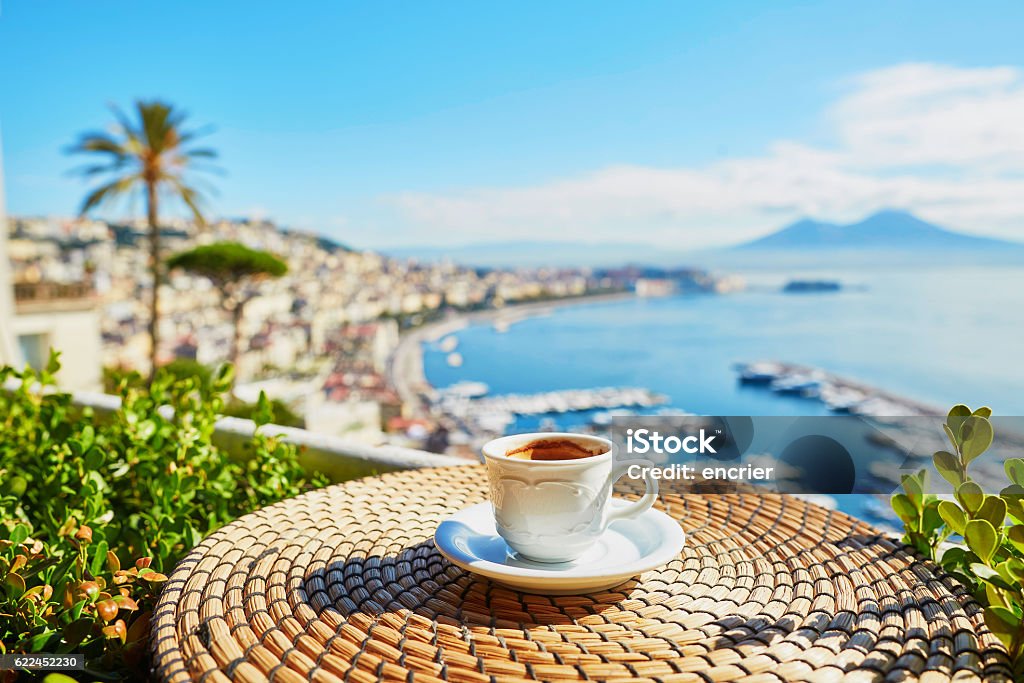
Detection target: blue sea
<box><xmin>422</xmin><ymin>263</ymin><xmax>1024</xmax><ymax>528</ymax></box>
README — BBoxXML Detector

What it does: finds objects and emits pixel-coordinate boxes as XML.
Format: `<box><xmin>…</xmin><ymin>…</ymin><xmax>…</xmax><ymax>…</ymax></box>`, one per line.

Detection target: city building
<box><xmin>0</xmin><ymin>145</ymin><xmax>17</xmax><ymax>366</ymax></box>
<box><xmin>11</xmin><ymin>281</ymin><xmax>103</xmax><ymax>391</ymax></box>
<box><xmin>4</xmin><ymin>204</ymin><xmax>625</xmax><ymax>435</ymax></box>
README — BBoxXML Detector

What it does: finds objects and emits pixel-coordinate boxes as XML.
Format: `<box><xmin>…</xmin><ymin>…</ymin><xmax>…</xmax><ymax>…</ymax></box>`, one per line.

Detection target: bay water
<box><xmin>423</xmin><ymin>264</ymin><xmax>1024</xmax><ymax>527</ymax></box>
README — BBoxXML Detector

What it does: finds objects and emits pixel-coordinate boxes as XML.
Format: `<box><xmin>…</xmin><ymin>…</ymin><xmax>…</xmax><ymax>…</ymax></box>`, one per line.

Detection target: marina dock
<box><xmin>434</xmin><ymin>385</ymin><xmax>669</xmax><ymax>435</ymax></box>
<box><xmin>735</xmin><ymin>360</ymin><xmax>943</xmax><ymax>416</ymax></box>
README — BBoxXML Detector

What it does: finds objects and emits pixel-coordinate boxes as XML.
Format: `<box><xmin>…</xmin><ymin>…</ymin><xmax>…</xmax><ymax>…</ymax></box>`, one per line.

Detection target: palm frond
<box><xmin>66</xmin><ymin>161</ymin><xmax>132</xmax><ymax>177</ymax></box>
<box><xmin>137</xmin><ymin>100</ymin><xmax>175</xmax><ymax>154</ymax></box>
<box><xmin>79</xmin><ymin>176</ymin><xmax>140</xmax><ymax>215</ymax></box>
<box><xmin>66</xmin><ymin>132</ymin><xmax>130</xmax><ymax>158</ymax></box>
<box><xmin>69</xmin><ymin>99</ymin><xmax>218</xmax><ymax>222</ymax></box>
<box><xmin>183</xmin><ymin>147</ymin><xmax>218</xmax><ymax>159</ymax></box>
<box><xmin>108</xmin><ymin>103</ymin><xmax>142</xmax><ymax>142</ymax></box>
<box><xmin>167</xmin><ymin>178</ymin><xmax>207</xmax><ymax>226</ymax></box>
<box><xmin>178</xmin><ymin>124</ymin><xmax>216</xmax><ymax>145</ymax></box>
<box><xmin>183</xmin><ymin>176</ymin><xmax>222</xmax><ymax>196</ymax></box>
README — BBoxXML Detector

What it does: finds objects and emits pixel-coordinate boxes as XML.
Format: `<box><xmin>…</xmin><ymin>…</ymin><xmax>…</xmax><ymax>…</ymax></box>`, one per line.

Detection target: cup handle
<box><xmin>605</xmin><ymin>459</ymin><xmax>659</xmax><ymax>525</ymax></box>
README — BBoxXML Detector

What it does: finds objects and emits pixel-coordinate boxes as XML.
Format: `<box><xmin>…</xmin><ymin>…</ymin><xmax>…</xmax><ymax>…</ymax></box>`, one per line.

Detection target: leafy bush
<box><xmin>103</xmin><ymin>359</ymin><xmax>211</xmax><ymax>395</ymax></box>
<box><xmin>892</xmin><ymin>404</ymin><xmax>1024</xmax><ymax>674</ymax></box>
<box><xmin>0</xmin><ymin>354</ymin><xmax>327</xmax><ymax>679</ymax></box>
<box><xmin>223</xmin><ymin>397</ymin><xmax>304</xmax><ymax>428</ymax></box>
<box><xmin>106</xmin><ymin>361</ymin><xmax>305</xmax><ymax>428</ymax></box>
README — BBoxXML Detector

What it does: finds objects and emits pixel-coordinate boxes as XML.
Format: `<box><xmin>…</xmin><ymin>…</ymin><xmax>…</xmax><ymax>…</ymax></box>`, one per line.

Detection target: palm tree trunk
<box><xmin>146</xmin><ymin>181</ymin><xmax>160</xmax><ymax>381</ymax></box>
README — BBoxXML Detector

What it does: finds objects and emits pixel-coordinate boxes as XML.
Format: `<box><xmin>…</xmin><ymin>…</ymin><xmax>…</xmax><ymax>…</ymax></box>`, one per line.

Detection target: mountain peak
<box><xmin>786</xmin><ymin>217</ymin><xmax>836</xmax><ymax>230</ymax></box>
<box><xmin>851</xmin><ymin>209</ymin><xmax>931</xmax><ymax>229</ymax></box>
<box><xmin>862</xmin><ymin>208</ymin><xmax>915</xmax><ymax>220</ymax></box>
<box><xmin>736</xmin><ymin>210</ymin><xmax>1018</xmax><ymax>251</ymax></box>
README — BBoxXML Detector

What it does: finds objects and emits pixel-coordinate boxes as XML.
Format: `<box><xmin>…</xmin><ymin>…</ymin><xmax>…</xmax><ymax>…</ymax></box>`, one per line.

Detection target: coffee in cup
<box><xmin>482</xmin><ymin>432</ymin><xmax>658</xmax><ymax>563</ymax></box>
<box><xmin>504</xmin><ymin>438</ymin><xmax>604</xmax><ymax>461</ymax></box>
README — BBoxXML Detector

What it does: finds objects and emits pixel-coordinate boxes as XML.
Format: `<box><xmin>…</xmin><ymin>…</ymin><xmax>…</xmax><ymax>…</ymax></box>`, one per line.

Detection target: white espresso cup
<box><xmin>482</xmin><ymin>432</ymin><xmax>659</xmax><ymax>563</ymax></box>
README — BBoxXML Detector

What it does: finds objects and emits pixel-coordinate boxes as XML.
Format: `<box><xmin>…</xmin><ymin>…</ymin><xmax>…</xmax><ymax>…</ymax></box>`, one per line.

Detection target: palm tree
<box><xmin>68</xmin><ymin>100</ymin><xmax>216</xmax><ymax>377</ymax></box>
<box><xmin>166</xmin><ymin>242</ymin><xmax>287</xmax><ymax>373</ymax></box>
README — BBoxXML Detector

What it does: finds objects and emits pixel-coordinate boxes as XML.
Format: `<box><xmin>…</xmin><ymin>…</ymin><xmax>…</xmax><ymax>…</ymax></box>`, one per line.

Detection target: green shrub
<box><xmin>223</xmin><ymin>397</ymin><xmax>304</xmax><ymax>428</ymax></box>
<box><xmin>106</xmin><ymin>361</ymin><xmax>305</xmax><ymax>428</ymax></box>
<box><xmin>0</xmin><ymin>353</ymin><xmax>327</xmax><ymax>679</ymax></box>
<box><xmin>103</xmin><ymin>358</ymin><xmax>212</xmax><ymax>395</ymax></box>
<box><xmin>892</xmin><ymin>404</ymin><xmax>1024</xmax><ymax>674</ymax></box>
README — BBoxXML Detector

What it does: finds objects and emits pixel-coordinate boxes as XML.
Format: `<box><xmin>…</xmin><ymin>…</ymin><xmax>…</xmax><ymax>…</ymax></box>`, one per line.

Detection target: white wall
<box><xmin>12</xmin><ymin>308</ymin><xmax>102</xmax><ymax>391</ymax></box>
<box><xmin>0</xmin><ymin>134</ymin><xmax>20</xmax><ymax>366</ymax></box>
<box><xmin>304</xmin><ymin>398</ymin><xmax>382</xmax><ymax>443</ymax></box>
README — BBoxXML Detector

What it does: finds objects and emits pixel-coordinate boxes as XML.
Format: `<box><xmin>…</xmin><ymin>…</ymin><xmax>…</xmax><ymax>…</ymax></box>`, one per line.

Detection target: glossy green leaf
<box><xmin>891</xmin><ymin>493</ymin><xmax>918</xmax><ymax>523</ymax></box>
<box><xmin>44</xmin><ymin>349</ymin><xmax>61</xmax><ymax>376</ymax></box>
<box><xmin>965</xmin><ymin>519</ymin><xmax>998</xmax><ymax>562</ymax></box>
<box><xmin>254</xmin><ymin>390</ymin><xmax>274</xmax><ymax>426</ymax></box>
<box><xmin>985</xmin><ymin>582</ymin><xmax>1009</xmax><ymax>610</ymax></box>
<box><xmin>4</xmin><ymin>572</ymin><xmax>26</xmax><ymax>596</ymax></box>
<box><xmin>996</xmin><ymin>558</ymin><xmax>1024</xmax><ymax>584</ymax></box>
<box><xmin>956</xmin><ymin>481</ymin><xmax>985</xmax><ymax>514</ymax></box>
<box><xmin>1007</xmin><ymin>525</ymin><xmax>1024</xmax><ymax>553</ymax></box>
<box><xmin>1005</xmin><ymin>458</ymin><xmax>1024</xmax><ymax>487</ymax></box>
<box><xmin>939</xmin><ymin>545</ymin><xmax>966</xmax><ymax>568</ymax></box>
<box><xmin>976</xmin><ymin>495</ymin><xmax>1007</xmax><ymax>528</ymax></box>
<box><xmin>1001</xmin><ymin>485</ymin><xmax>1024</xmax><ymax>523</ymax></box>
<box><xmin>106</xmin><ymin>549</ymin><xmax>120</xmax><ymax>573</ymax></box>
<box><xmin>938</xmin><ymin>500</ymin><xmax>967</xmax><ymax>534</ymax></box>
<box><xmin>43</xmin><ymin>673</ymin><xmax>80</xmax><ymax>683</ymax></box>
<box><xmin>9</xmin><ymin>523</ymin><xmax>30</xmax><ymax>546</ymax></box>
<box><xmin>921</xmin><ymin>499</ymin><xmax>944</xmax><ymax>534</ymax></box>
<box><xmin>80</xmin><ymin>423</ymin><xmax>95</xmax><ymax>451</ymax></box>
<box><xmin>984</xmin><ymin>606</ymin><xmax>1021</xmax><ymax>650</ymax></box>
<box><xmin>83</xmin><ymin>446</ymin><xmax>103</xmax><ymax>470</ymax></box>
<box><xmin>959</xmin><ymin>415</ymin><xmax>994</xmax><ymax>463</ymax></box>
<box><xmin>60</xmin><ymin>618</ymin><xmax>93</xmax><ymax>649</ymax></box>
<box><xmin>1</xmin><ymin>475</ymin><xmax>27</xmax><ymax>498</ymax></box>
<box><xmin>90</xmin><ymin>539</ymin><xmax>109</xmax><ymax>576</ymax></box>
<box><xmin>943</xmin><ymin>423</ymin><xmax>959</xmax><ymax>452</ymax></box>
<box><xmin>947</xmin><ymin>404</ymin><xmax>972</xmax><ymax>434</ymax></box>
<box><xmin>973</xmin><ymin>406</ymin><xmax>993</xmax><ymax>418</ymax></box>
<box><xmin>933</xmin><ymin>450</ymin><xmax>963</xmax><ymax>486</ymax></box>
<box><xmin>213</xmin><ymin>362</ymin><xmax>235</xmax><ymax>392</ymax></box>
<box><xmin>27</xmin><ymin>631</ymin><xmax>56</xmax><ymax>653</ymax></box>
<box><xmin>970</xmin><ymin>562</ymin><xmax>1010</xmax><ymax>587</ymax></box>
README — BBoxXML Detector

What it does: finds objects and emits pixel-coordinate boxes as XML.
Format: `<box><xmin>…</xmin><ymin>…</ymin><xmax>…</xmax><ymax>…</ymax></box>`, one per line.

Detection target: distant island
<box><xmin>783</xmin><ymin>280</ymin><xmax>842</xmax><ymax>293</ymax></box>
<box><xmin>735</xmin><ymin>209</ymin><xmax>1021</xmax><ymax>251</ymax></box>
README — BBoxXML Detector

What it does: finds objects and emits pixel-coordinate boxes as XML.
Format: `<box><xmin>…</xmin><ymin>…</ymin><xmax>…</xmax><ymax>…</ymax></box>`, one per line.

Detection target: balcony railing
<box><xmin>14</xmin><ymin>280</ymin><xmax>93</xmax><ymax>301</ymax></box>
<box><xmin>13</xmin><ymin>281</ymin><xmax>96</xmax><ymax>313</ymax></box>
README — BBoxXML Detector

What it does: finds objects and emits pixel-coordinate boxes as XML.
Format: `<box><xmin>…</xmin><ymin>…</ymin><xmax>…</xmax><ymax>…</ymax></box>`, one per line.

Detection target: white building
<box><xmin>0</xmin><ymin>139</ymin><xmax>103</xmax><ymax>391</ymax></box>
<box><xmin>10</xmin><ymin>283</ymin><xmax>102</xmax><ymax>391</ymax></box>
<box><xmin>0</xmin><ymin>142</ymin><xmax>18</xmax><ymax>367</ymax></box>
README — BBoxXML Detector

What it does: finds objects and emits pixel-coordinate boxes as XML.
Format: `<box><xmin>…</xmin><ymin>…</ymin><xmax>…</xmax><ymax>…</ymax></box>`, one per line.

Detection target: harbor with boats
<box><xmin>734</xmin><ymin>360</ymin><xmax>942</xmax><ymax>416</ymax></box>
<box><xmin>382</xmin><ymin>268</ymin><xmax>1024</xmax><ymax>531</ymax></box>
<box><xmin>392</xmin><ymin>299</ymin><xmax>956</xmax><ymax>453</ymax></box>
<box><xmin>433</xmin><ymin>382</ymin><xmax>669</xmax><ymax>435</ymax></box>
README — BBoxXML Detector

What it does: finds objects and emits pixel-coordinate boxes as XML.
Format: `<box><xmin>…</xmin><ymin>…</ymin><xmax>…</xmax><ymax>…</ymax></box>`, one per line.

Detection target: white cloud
<box><xmin>386</xmin><ymin>63</ymin><xmax>1024</xmax><ymax>247</ymax></box>
<box><xmin>834</xmin><ymin>63</ymin><xmax>1024</xmax><ymax>171</ymax></box>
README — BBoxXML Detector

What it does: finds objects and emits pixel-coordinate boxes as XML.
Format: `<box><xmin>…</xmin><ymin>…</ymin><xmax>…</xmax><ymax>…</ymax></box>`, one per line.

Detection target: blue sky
<box><xmin>3</xmin><ymin>2</ymin><xmax>1024</xmax><ymax>248</ymax></box>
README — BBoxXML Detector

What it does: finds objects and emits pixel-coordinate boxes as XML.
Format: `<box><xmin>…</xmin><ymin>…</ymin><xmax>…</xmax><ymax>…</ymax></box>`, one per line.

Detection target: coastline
<box><xmin>388</xmin><ymin>291</ymin><xmax>635</xmax><ymax>415</ymax></box>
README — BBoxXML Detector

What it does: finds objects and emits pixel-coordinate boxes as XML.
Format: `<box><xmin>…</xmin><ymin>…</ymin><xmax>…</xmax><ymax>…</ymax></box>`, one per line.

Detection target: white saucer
<box><xmin>433</xmin><ymin>500</ymin><xmax>686</xmax><ymax>595</ymax></box>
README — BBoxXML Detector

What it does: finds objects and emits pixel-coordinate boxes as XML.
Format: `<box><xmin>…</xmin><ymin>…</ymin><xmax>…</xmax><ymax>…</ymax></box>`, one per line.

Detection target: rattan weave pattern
<box><xmin>152</xmin><ymin>466</ymin><xmax>1012</xmax><ymax>683</ymax></box>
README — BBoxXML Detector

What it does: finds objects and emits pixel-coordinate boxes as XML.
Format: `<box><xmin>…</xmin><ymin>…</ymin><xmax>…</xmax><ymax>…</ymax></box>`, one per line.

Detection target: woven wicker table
<box><xmin>152</xmin><ymin>465</ymin><xmax>1012</xmax><ymax>683</ymax></box>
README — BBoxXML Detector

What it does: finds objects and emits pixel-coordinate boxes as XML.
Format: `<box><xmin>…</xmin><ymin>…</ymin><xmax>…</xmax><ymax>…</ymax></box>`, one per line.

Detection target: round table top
<box><xmin>151</xmin><ymin>465</ymin><xmax>1012</xmax><ymax>683</ymax></box>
